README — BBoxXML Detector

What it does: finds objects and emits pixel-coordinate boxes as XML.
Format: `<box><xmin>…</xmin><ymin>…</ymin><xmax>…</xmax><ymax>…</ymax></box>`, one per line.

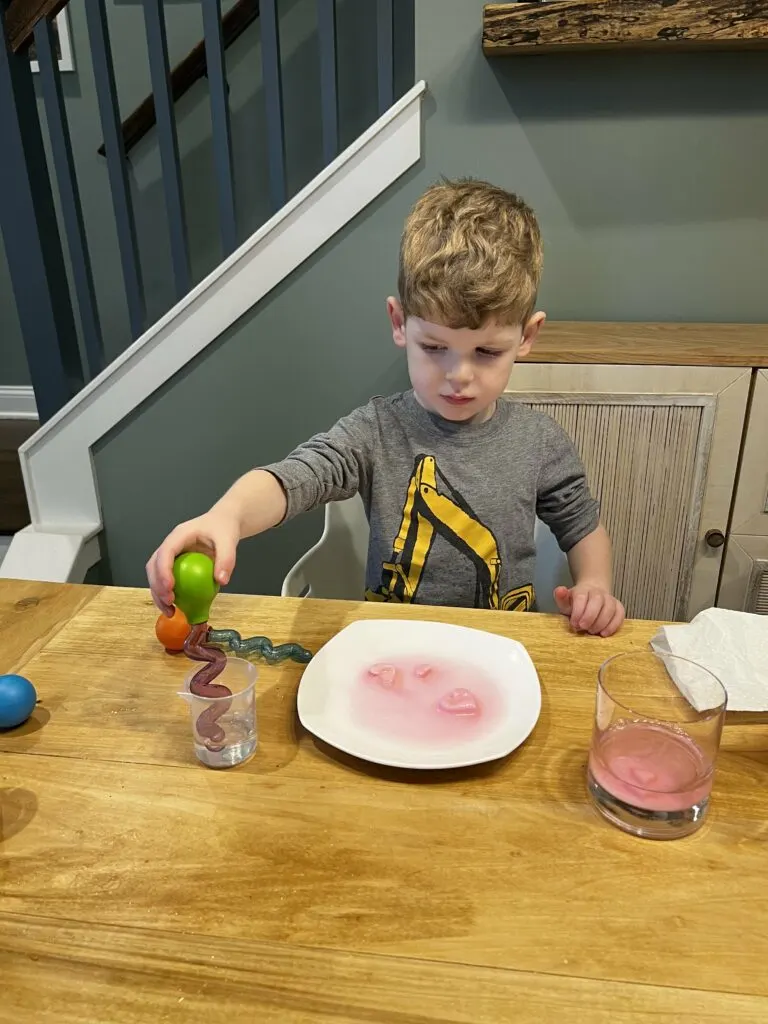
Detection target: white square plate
<box><xmin>297</xmin><ymin>619</ymin><xmax>542</xmax><ymax>769</ymax></box>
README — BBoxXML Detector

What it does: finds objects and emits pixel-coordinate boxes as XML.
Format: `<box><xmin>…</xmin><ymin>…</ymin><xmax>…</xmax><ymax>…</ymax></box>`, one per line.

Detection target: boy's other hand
<box><xmin>553</xmin><ymin>584</ymin><xmax>625</xmax><ymax>637</ymax></box>
<box><xmin>146</xmin><ymin>512</ymin><xmax>240</xmax><ymax>616</ymax></box>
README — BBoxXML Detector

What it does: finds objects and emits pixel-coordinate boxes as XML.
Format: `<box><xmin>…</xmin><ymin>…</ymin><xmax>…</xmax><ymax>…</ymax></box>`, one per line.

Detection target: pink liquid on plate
<box><xmin>352</xmin><ymin>656</ymin><xmax>504</xmax><ymax>746</ymax></box>
<box><xmin>589</xmin><ymin>721</ymin><xmax>712</xmax><ymax>812</ymax></box>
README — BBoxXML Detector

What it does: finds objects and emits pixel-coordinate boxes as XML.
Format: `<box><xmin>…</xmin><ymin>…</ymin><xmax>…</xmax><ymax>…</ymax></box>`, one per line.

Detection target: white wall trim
<box><xmin>0</xmin><ymin>386</ymin><xmax>38</xmax><ymax>420</ymax></box>
<box><xmin>4</xmin><ymin>82</ymin><xmax>425</xmax><ymax>577</ymax></box>
<box><xmin>0</xmin><ymin>526</ymin><xmax>99</xmax><ymax>583</ymax></box>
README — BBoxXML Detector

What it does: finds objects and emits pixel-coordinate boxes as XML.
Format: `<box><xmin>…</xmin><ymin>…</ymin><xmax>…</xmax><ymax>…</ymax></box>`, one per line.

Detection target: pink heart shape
<box><xmin>437</xmin><ymin>688</ymin><xmax>480</xmax><ymax>716</ymax></box>
<box><xmin>367</xmin><ymin>664</ymin><xmax>400</xmax><ymax>690</ymax></box>
<box><xmin>630</xmin><ymin>767</ymin><xmax>658</xmax><ymax>788</ymax></box>
<box><xmin>414</xmin><ymin>664</ymin><xmax>434</xmax><ymax>680</ymax></box>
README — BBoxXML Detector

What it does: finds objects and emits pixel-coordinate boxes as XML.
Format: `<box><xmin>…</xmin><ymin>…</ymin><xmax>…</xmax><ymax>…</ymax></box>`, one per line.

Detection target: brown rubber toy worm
<box><xmin>183</xmin><ymin>623</ymin><xmax>231</xmax><ymax>751</ymax></box>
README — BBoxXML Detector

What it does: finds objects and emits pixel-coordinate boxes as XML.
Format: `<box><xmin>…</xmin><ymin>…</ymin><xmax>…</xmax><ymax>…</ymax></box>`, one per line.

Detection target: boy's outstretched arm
<box><xmin>147</xmin><ymin>405</ymin><xmax>373</xmax><ymax>615</ymax></box>
<box><xmin>554</xmin><ymin>525</ymin><xmax>625</xmax><ymax>637</ymax></box>
<box><xmin>147</xmin><ymin>470</ymin><xmax>289</xmax><ymax>614</ymax></box>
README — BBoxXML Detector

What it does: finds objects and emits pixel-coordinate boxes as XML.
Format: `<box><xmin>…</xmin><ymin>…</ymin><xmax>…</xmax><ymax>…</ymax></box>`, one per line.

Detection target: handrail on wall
<box><xmin>97</xmin><ymin>0</ymin><xmax>259</xmax><ymax>158</ymax></box>
<box><xmin>5</xmin><ymin>0</ymin><xmax>67</xmax><ymax>52</ymax></box>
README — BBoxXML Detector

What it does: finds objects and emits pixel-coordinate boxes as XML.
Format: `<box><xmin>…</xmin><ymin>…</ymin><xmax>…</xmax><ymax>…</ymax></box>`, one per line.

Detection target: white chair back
<box><xmin>281</xmin><ymin>494</ymin><xmax>571</xmax><ymax>613</ymax></box>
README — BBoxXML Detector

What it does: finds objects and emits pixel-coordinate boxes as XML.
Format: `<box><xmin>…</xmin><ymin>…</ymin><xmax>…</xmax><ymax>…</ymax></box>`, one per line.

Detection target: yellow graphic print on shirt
<box><xmin>365</xmin><ymin>455</ymin><xmax>534</xmax><ymax>611</ymax></box>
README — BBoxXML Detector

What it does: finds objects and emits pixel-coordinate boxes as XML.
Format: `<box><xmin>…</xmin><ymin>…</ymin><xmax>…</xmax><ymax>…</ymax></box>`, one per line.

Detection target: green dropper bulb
<box><xmin>173</xmin><ymin>552</ymin><xmax>220</xmax><ymax>625</ymax></box>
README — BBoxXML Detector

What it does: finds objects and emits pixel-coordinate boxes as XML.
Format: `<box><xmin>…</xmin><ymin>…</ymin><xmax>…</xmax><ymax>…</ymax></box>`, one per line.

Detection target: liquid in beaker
<box><xmin>180</xmin><ymin>656</ymin><xmax>257</xmax><ymax>768</ymax></box>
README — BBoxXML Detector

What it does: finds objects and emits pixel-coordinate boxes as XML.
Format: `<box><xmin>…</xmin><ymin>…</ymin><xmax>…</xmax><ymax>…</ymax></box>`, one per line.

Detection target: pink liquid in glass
<box><xmin>589</xmin><ymin>721</ymin><xmax>713</xmax><ymax>813</ymax></box>
<box><xmin>351</xmin><ymin>656</ymin><xmax>505</xmax><ymax>747</ymax></box>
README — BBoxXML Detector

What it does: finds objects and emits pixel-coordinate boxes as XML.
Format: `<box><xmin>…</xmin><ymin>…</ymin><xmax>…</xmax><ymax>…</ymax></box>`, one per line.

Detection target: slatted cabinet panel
<box><xmin>520</xmin><ymin>398</ymin><xmax>710</xmax><ymax>620</ymax></box>
<box><xmin>507</xmin><ymin>365</ymin><xmax>752</xmax><ymax>621</ymax></box>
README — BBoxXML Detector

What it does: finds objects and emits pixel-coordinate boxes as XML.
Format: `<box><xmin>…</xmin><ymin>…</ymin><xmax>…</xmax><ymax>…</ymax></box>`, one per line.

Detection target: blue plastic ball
<box><xmin>0</xmin><ymin>674</ymin><xmax>38</xmax><ymax>729</ymax></box>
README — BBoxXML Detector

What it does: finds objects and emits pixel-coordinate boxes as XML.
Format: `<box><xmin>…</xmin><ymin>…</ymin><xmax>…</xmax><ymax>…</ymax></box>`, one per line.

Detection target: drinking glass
<box><xmin>587</xmin><ymin>651</ymin><xmax>726</xmax><ymax>839</ymax></box>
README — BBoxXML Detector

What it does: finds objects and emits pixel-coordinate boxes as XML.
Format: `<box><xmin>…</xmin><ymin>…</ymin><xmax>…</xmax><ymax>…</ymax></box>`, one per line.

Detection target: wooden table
<box><xmin>1</xmin><ymin>580</ymin><xmax>767</xmax><ymax>1022</ymax></box>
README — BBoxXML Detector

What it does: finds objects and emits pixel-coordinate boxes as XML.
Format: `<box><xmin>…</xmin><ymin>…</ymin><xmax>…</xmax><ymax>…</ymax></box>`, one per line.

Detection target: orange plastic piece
<box><xmin>155</xmin><ymin>606</ymin><xmax>192</xmax><ymax>652</ymax></box>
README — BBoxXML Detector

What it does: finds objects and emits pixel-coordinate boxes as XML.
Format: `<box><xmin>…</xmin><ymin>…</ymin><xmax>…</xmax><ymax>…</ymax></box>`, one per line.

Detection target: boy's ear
<box><xmin>518</xmin><ymin>311</ymin><xmax>546</xmax><ymax>358</ymax></box>
<box><xmin>387</xmin><ymin>297</ymin><xmax>407</xmax><ymax>348</ymax></box>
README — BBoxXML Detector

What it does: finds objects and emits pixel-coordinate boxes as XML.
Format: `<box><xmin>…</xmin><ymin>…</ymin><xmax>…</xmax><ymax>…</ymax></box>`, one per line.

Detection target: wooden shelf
<box><xmin>519</xmin><ymin>322</ymin><xmax>768</xmax><ymax>367</ymax></box>
<box><xmin>483</xmin><ymin>1</ymin><xmax>768</xmax><ymax>56</ymax></box>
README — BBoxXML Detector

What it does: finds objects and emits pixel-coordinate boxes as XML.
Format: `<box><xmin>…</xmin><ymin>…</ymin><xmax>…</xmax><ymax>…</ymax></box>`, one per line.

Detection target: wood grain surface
<box><xmin>483</xmin><ymin>0</ymin><xmax>768</xmax><ymax>56</ymax></box>
<box><xmin>521</xmin><ymin>322</ymin><xmax>768</xmax><ymax>367</ymax></box>
<box><xmin>0</xmin><ymin>578</ymin><xmax>97</xmax><ymax>672</ymax></box>
<box><xmin>1</xmin><ymin>581</ymin><xmax>767</xmax><ymax>1021</ymax></box>
<box><xmin>3</xmin><ymin>914</ymin><xmax>768</xmax><ymax>1024</ymax></box>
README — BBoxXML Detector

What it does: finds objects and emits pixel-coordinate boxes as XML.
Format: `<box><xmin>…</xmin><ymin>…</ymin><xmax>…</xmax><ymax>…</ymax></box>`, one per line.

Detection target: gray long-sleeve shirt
<box><xmin>262</xmin><ymin>391</ymin><xmax>599</xmax><ymax>611</ymax></box>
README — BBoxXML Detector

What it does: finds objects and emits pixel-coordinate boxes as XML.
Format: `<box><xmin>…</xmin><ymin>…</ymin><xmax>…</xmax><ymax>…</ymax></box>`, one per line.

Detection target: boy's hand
<box><xmin>146</xmin><ymin>511</ymin><xmax>240</xmax><ymax>617</ymax></box>
<box><xmin>553</xmin><ymin>584</ymin><xmax>625</xmax><ymax>637</ymax></box>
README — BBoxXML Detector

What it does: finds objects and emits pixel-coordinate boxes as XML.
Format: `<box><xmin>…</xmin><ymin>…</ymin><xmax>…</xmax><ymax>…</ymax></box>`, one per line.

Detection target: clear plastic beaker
<box><xmin>179</xmin><ymin>657</ymin><xmax>257</xmax><ymax>768</ymax></box>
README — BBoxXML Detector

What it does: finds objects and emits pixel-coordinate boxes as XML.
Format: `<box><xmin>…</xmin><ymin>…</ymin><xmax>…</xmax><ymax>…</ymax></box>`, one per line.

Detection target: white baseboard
<box><xmin>0</xmin><ymin>386</ymin><xmax>38</xmax><ymax>420</ymax></box>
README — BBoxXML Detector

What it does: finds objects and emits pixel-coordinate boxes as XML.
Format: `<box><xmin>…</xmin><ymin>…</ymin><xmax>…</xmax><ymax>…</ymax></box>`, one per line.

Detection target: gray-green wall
<box><xmin>18</xmin><ymin>0</ymin><xmax>768</xmax><ymax>595</ymax></box>
<box><xmin>1</xmin><ymin>0</ymin><xmax>410</xmax><ymax>385</ymax></box>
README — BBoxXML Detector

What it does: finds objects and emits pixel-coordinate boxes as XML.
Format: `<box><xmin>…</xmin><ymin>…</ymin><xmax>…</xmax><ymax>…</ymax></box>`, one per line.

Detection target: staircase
<box><xmin>0</xmin><ymin>0</ymin><xmax>424</xmax><ymax>583</ymax></box>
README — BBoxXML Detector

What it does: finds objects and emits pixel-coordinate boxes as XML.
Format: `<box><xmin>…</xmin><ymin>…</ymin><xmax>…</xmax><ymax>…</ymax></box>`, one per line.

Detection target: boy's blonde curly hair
<box><xmin>398</xmin><ymin>178</ymin><xmax>543</xmax><ymax>329</ymax></box>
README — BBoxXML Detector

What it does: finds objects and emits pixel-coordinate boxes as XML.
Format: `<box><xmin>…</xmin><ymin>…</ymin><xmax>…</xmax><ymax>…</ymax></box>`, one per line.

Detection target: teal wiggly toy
<box><xmin>170</xmin><ymin>551</ymin><xmax>313</xmax><ymax>666</ymax></box>
<box><xmin>163</xmin><ymin>553</ymin><xmax>312</xmax><ymax>752</ymax></box>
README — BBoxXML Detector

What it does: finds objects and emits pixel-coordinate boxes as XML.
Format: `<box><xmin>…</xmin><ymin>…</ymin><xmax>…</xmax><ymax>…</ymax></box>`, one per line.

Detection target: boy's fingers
<box><xmin>213</xmin><ymin>538</ymin><xmax>237</xmax><ymax>585</ymax></box>
<box><xmin>569</xmin><ymin>591</ymin><xmax>589</xmax><ymax>629</ymax></box>
<box><xmin>580</xmin><ymin>592</ymin><xmax>607</xmax><ymax>631</ymax></box>
<box><xmin>155</xmin><ymin>542</ymin><xmax>178</xmax><ymax>591</ymax></box>
<box><xmin>151</xmin><ymin>533</ymin><xmax>191</xmax><ymax>610</ymax></box>
<box><xmin>152</xmin><ymin>585</ymin><xmax>174</xmax><ymax>617</ymax></box>
<box><xmin>146</xmin><ymin>553</ymin><xmax>169</xmax><ymax>613</ymax></box>
<box><xmin>591</xmin><ymin>601</ymin><xmax>616</xmax><ymax>636</ymax></box>
<box><xmin>601</xmin><ymin>606</ymin><xmax>626</xmax><ymax>638</ymax></box>
<box><xmin>148</xmin><ymin>585</ymin><xmax>173</xmax><ymax>618</ymax></box>
<box><xmin>553</xmin><ymin>586</ymin><xmax>572</xmax><ymax>615</ymax></box>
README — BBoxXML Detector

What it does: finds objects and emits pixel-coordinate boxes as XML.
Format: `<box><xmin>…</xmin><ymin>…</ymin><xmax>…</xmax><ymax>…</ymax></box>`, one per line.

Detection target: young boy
<box><xmin>147</xmin><ymin>179</ymin><xmax>625</xmax><ymax>636</ymax></box>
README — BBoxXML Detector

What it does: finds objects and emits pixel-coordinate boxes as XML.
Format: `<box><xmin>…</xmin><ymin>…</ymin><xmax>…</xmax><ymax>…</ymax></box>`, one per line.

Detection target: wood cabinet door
<box><xmin>718</xmin><ymin>369</ymin><xmax>768</xmax><ymax>614</ymax></box>
<box><xmin>507</xmin><ymin>365</ymin><xmax>751</xmax><ymax>621</ymax></box>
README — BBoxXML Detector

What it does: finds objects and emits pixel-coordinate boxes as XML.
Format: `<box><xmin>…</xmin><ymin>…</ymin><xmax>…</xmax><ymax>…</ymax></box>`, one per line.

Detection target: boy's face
<box><xmin>387</xmin><ymin>298</ymin><xmax>545</xmax><ymax>423</ymax></box>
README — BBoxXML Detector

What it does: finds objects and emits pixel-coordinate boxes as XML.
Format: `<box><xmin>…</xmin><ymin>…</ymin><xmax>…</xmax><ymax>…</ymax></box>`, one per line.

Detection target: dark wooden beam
<box><xmin>98</xmin><ymin>0</ymin><xmax>259</xmax><ymax>157</ymax></box>
<box><xmin>0</xmin><ymin>419</ymin><xmax>36</xmax><ymax>534</ymax></box>
<box><xmin>483</xmin><ymin>0</ymin><xmax>768</xmax><ymax>56</ymax></box>
<box><xmin>6</xmin><ymin>0</ymin><xmax>69</xmax><ymax>53</ymax></box>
